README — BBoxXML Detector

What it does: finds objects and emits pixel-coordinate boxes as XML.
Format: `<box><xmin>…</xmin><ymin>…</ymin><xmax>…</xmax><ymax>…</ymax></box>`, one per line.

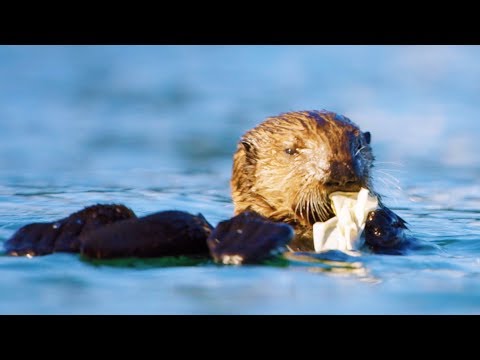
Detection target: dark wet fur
<box><xmin>5</xmin><ymin>204</ymin><xmax>136</xmax><ymax>256</ymax></box>
<box><xmin>81</xmin><ymin>211</ymin><xmax>213</xmax><ymax>259</ymax></box>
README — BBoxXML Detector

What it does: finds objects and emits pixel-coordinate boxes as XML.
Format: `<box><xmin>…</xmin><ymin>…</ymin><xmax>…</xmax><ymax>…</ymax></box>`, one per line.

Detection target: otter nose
<box><xmin>325</xmin><ymin>161</ymin><xmax>361</xmax><ymax>190</ymax></box>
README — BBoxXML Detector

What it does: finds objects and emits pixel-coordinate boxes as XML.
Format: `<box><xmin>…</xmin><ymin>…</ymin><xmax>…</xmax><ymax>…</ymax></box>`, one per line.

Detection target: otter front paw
<box><xmin>364</xmin><ymin>206</ymin><xmax>407</xmax><ymax>252</ymax></box>
<box><xmin>4</xmin><ymin>204</ymin><xmax>136</xmax><ymax>256</ymax></box>
<box><xmin>207</xmin><ymin>212</ymin><xmax>294</xmax><ymax>265</ymax></box>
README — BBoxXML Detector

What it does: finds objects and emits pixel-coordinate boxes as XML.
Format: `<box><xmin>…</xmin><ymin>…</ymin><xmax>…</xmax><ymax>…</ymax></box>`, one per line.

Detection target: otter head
<box><xmin>231</xmin><ymin>110</ymin><xmax>374</xmax><ymax>228</ymax></box>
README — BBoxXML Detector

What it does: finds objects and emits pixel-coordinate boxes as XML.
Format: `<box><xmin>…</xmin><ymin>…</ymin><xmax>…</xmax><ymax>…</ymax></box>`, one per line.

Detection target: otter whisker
<box><xmin>375</xmin><ymin>161</ymin><xmax>405</xmax><ymax>167</ymax></box>
<box><xmin>376</xmin><ymin>177</ymin><xmax>389</xmax><ymax>188</ymax></box>
<box><xmin>312</xmin><ymin>189</ymin><xmax>323</xmax><ymax>221</ymax></box>
<box><xmin>309</xmin><ymin>192</ymin><xmax>320</xmax><ymax>223</ymax></box>
<box><xmin>319</xmin><ymin>194</ymin><xmax>332</xmax><ymax>221</ymax></box>
<box><xmin>375</xmin><ymin>174</ymin><xmax>398</xmax><ymax>187</ymax></box>
<box><xmin>375</xmin><ymin>180</ymin><xmax>401</xmax><ymax>193</ymax></box>
<box><xmin>306</xmin><ymin>195</ymin><xmax>312</xmax><ymax>224</ymax></box>
<box><xmin>297</xmin><ymin>182</ymin><xmax>314</xmax><ymax>221</ymax></box>
<box><xmin>376</xmin><ymin>170</ymin><xmax>401</xmax><ymax>185</ymax></box>
<box><xmin>375</xmin><ymin>168</ymin><xmax>406</xmax><ymax>173</ymax></box>
<box><xmin>297</xmin><ymin>187</ymin><xmax>332</xmax><ymax>225</ymax></box>
<box><xmin>355</xmin><ymin>145</ymin><xmax>366</xmax><ymax>157</ymax></box>
<box><xmin>375</xmin><ymin>178</ymin><xmax>398</xmax><ymax>197</ymax></box>
<box><xmin>376</xmin><ymin>174</ymin><xmax>403</xmax><ymax>192</ymax></box>
<box><xmin>294</xmin><ymin>191</ymin><xmax>305</xmax><ymax>220</ymax></box>
<box><xmin>294</xmin><ymin>200</ymin><xmax>301</xmax><ymax>220</ymax></box>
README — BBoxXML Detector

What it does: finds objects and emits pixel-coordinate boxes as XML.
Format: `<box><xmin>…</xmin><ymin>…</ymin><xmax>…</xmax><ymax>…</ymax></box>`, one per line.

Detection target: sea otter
<box><xmin>232</xmin><ymin>110</ymin><xmax>374</xmax><ymax>251</ymax></box>
<box><xmin>3</xmin><ymin>110</ymin><xmax>409</xmax><ymax>263</ymax></box>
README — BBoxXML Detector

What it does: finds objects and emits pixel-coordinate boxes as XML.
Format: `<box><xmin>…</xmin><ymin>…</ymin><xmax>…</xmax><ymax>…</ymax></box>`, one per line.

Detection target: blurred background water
<box><xmin>1</xmin><ymin>45</ymin><xmax>480</xmax><ymax>314</ymax></box>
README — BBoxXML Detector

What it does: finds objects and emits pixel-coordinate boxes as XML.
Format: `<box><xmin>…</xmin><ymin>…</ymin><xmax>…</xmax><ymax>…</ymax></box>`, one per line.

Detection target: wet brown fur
<box><xmin>231</xmin><ymin>110</ymin><xmax>375</xmax><ymax>251</ymax></box>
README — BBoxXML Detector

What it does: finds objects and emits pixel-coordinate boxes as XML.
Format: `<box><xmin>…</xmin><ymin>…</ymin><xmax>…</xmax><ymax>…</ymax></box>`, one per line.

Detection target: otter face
<box><xmin>231</xmin><ymin>110</ymin><xmax>374</xmax><ymax>228</ymax></box>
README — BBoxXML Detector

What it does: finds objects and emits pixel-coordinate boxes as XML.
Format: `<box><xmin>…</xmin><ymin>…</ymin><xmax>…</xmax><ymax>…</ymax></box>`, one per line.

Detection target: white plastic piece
<box><xmin>313</xmin><ymin>187</ymin><xmax>379</xmax><ymax>252</ymax></box>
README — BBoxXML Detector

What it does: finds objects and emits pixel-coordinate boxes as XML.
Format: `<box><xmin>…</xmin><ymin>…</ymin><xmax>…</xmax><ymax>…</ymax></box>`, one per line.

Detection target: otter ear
<box><xmin>241</xmin><ymin>139</ymin><xmax>256</xmax><ymax>155</ymax></box>
<box><xmin>364</xmin><ymin>131</ymin><xmax>371</xmax><ymax>144</ymax></box>
<box><xmin>240</xmin><ymin>139</ymin><xmax>257</xmax><ymax>164</ymax></box>
<box><xmin>241</xmin><ymin>140</ymin><xmax>252</xmax><ymax>152</ymax></box>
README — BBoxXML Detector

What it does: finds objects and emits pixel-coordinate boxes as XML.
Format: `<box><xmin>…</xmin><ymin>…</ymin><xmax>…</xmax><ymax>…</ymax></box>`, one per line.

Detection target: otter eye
<box><xmin>364</xmin><ymin>131</ymin><xmax>371</xmax><ymax>144</ymax></box>
<box><xmin>284</xmin><ymin>148</ymin><xmax>297</xmax><ymax>156</ymax></box>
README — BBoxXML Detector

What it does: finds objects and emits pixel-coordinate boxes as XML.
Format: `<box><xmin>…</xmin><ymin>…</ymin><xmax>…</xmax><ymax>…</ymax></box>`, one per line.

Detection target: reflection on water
<box><xmin>285</xmin><ymin>251</ymin><xmax>374</xmax><ymax>282</ymax></box>
<box><xmin>1</xmin><ymin>46</ymin><xmax>480</xmax><ymax>314</ymax></box>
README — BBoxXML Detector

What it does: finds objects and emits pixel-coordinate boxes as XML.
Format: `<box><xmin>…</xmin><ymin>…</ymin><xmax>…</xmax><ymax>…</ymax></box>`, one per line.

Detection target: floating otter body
<box><xmin>4</xmin><ymin>110</ymin><xmax>409</xmax><ymax>263</ymax></box>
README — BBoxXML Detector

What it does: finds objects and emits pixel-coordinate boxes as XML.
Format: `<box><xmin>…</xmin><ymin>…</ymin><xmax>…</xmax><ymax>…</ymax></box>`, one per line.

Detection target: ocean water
<box><xmin>1</xmin><ymin>45</ymin><xmax>480</xmax><ymax>314</ymax></box>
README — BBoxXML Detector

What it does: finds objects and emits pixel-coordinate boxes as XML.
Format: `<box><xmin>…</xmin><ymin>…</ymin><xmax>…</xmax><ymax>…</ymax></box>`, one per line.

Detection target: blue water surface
<box><xmin>1</xmin><ymin>45</ymin><xmax>480</xmax><ymax>314</ymax></box>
